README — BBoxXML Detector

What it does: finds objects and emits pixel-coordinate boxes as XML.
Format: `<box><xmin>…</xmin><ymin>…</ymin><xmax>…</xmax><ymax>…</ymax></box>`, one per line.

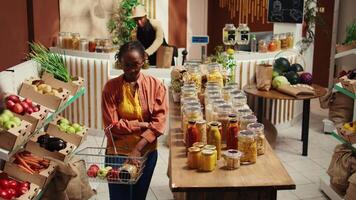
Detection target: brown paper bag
<box><xmin>156</xmin><ymin>45</ymin><xmax>173</xmax><ymax>68</ymax></box>
<box><xmin>276</xmin><ymin>84</ymin><xmax>316</xmax><ymax>97</ymax></box>
<box><xmin>256</xmin><ymin>64</ymin><xmax>273</xmax><ymax>91</ymax></box>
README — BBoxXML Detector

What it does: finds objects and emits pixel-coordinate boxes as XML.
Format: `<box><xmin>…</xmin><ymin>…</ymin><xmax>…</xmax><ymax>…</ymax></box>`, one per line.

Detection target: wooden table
<box><xmin>244</xmin><ymin>84</ymin><xmax>327</xmax><ymax>156</ymax></box>
<box><xmin>169</xmin><ymin>97</ymin><xmax>295</xmax><ymax>200</ymax></box>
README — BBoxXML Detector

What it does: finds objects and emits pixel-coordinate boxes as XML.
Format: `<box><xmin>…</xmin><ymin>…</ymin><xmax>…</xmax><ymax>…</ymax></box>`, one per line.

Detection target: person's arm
<box><xmin>145</xmin><ymin>20</ymin><xmax>164</xmax><ymax>56</ymax></box>
<box><xmin>102</xmin><ymin>85</ymin><xmax>145</xmax><ymax>136</ymax></box>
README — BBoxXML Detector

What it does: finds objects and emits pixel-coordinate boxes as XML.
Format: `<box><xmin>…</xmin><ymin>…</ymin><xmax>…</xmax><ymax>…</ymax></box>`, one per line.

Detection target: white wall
<box><xmin>155</xmin><ymin>0</ymin><xmax>169</xmax><ymax>42</ymax></box>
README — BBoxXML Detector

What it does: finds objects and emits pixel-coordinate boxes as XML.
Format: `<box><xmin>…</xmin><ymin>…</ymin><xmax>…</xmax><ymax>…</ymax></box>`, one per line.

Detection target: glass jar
<box><xmin>232</xmin><ymin>95</ymin><xmax>247</xmax><ymax>108</ymax></box>
<box><xmin>193</xmin><ymin>142</ymin><xmax>205</xmax><ymax>150</ymax></box>
<box><xmin>71</xmin><ymin>33</ymin><xmax>80</xmax><ymax>50</ymax></box>
<box><xmin>187</xmin><ymin>64</ymin><xmax>202</xmax><ymax>91</ymax></box>
<box><xmin>187</xmin><ymin>120</ymin><xmax>201</xmax><ymax>148</ymax></box>
<box><xmin>196</xmin><ymin>120</ymin><xmax>207</xmax><ymax>144</ymax></box>
<box><xmin>208</xmin><ymin>99</ymin><xmax>224</xmax><ymax>122</ymax></box>
<box><xmin>181</xmin><ymin>88</ymin><xmax>197</xmax><ymax>102</ymax></box>
<box><xmin>101</xmin><ymin>39</ymin><xmax>111</xmax><ymax>47</ymax></box>
<box><xmin>207</xmin><ymin>63</ymin><xmax>224</xmax><ymax>87</ymax></box>
<box><xmin>287</xmin><ymin>32</ymin><xmax>294</xmax><ymax>49</ymax></box>
<box><xmin>187</xmin><ymin>146</ymin><xmax>201</xmax><ymax>169</ymax></box>
<box><xmin>119</xmin><ymin>163</ymin><xmax>138</xmax><ymax>181</ymax></box>
<box><xmin>226</xmin><ymin>82</ymin><xmax>239</xmax><ymax>89</ymax></box>
<box><xmin>204</xmin><ymin>90</ymin><xmax>221</xmax><ymax>106</ymax></box>
<box><xmin>203</xmin><ymin>145</ymin><xmax>217</xmax><ymax>164</ymax></box>
<box><xmin>223</xmin><ymin>149</ymin><xmax>242</xmax><ymax>169</ymax></box>
<box><xmin>88</xmin><ymin>40</ymin><xmax>97</xmax><ymax>52</ymax></box>
<box><xmin>238</xmin><ymin>130</ymin><xmax>257</xmax><ymax>164</ymax></box>
<box><xmin>274</xmin><ymin>34</ymin><xmax>281</xmax><ymax>51</ymax></box>
<box><xmin>240</xmin><ymin>114</ymin><xmax>257</xmax><ymax>130</ymax></box>
<box><xmin>182</xmin><ymin>106</ymin><xmax>202</xmax><ymax>143</ymax></box>
<box><xmin>229</xmin><ymin>90</ymin><xmax>242</xmax><ymax>98</ymax></box>
<box><xmin>216</xmin><ymin>104</ymin><xmax>233</xmax><ymax>142</ymax></box>
<box><xmin>237</xmin><ymin>108</ymin><xmax>253</xmax><ymax>121</ymax></box>
<box><xmin>280</xmin><ymin>33</ymin><xmax>288</xmax><ymax>50</ymax></box>
<box><xmin>103</xmin><ymin>46</ymin><xmax>113</xmax><ymax>53</ymax></box>
<box><xmin>227</xmin><ymin>118</ymin><xmax>239</xmax><ymax>149</ymax></box>
<box><xmin>222</xmin><ymin>86</ymin><xmax>235</xmax><ymax>102</ymax></box>
<box><xmin>57</xmin><ymin>32</ymin><xmax>66</xmax><ymax>48</ymax></box>
<box><xmin>237</xmin><ymin>24</ymin><xmax>250</xmax><ymax>45</ymax></box>
<box><xmin>200</xmin><ymin>149</ymin><xmax>216</xmax><ymax>172</ymax></box>
<box><xmin>62</xmin><ymin>32</ymin><xmax>72</xmax><ymax>49</ymax></box>
<box><xmin>222</xmin><ymin>24</ymin><xmax>237</xmax><ymax>46</ymax></box>
<box><xmin>258</xmin><ymin>40</ymin><xmax>268</xmax><ymax>53</ymax></box>
<box><xmin>79</xmin><ymin>39</ymin><xmax>89</xmax><ymax>51</ymax></box>
<box><xmin>181</xmin><ymin>101</ymin><xmax>200</xmax><ymax>131</ymax></box>
<box><xmin>268</xmin><ymin>38</ymin><xmax>278</xmax><ymax>52</ymax></box>
<box><xmin>247</xmin><ymin>123</ymin><xmax>265</xmax><ymax>155</ymax></box>
<box><xmin>205</xmin><ymin>82</ymin><xmax>221</xmax><ymax>91</ymax></box>
<box><xmin>207</xmin><ymin>122</ymin><xmax>222</xmax><ymax>160</ymax></box>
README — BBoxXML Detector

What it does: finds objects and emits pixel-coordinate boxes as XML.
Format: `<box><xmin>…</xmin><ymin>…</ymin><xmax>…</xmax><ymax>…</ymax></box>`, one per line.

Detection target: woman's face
<box><xmin>121</xmin><ymin>50</ymin><xmax>144</xmax><ymax>82</ymax></box>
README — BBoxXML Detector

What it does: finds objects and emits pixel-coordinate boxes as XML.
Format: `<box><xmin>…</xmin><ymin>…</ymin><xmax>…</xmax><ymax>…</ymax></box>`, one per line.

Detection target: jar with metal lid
<box><xmin>258</xmin><ymin>40</ymin><xmax>268</xmax><ymax>53</ymax></box>
<box><xmin>232</xmin><ymin>95</ymin><xmax>247</xmax><ymax>107</ymax></box>
<box><xmin>200</xmin><ymin>149</ymin><xmax>216</xmax><ymax>172</ymax></box>
<box><xmin>181</xmin><ymin>88</ymin><xmax>197</xmax><ymax>102</ymax></box>
<box><xmin>238</xmin><ymin>130</ymin><xmax>257</xmax><ymax>164</ymax></box>
<box><xmin>203</xmin><ymin>145</ymin><xmax>217</xmax><ymax>164</ymax></box>
<box><xmin>236</xmin><ymin>24</ymin><xmax>250</xmax><ymax>45</ymax></box>
<box><xmin>237</xmin><ymin>108</ymin><xmax>253</xmax><ymax>121</ymax></box>
<box><xmin>187</xmin><ymin>120</ymin><xmax>200</xmax><ymax>148</ymax></box>
<box><xmin>187</xmin><ymin>64</ymin><xmax>202</xmax><ymax>91</ymax></box>
<box><xmin>229</xmin><ymin>90</ymin><xmax>242</xmax><ymax>98</ymax></box>
<box><xmin>274</xmin><ymin>34</ymin><xmax>281</xmax><ymax>51</ymax></box>
<box><xmin>280</xmin><ymin>33</ymin><xmax>288</xmax><ymax>50</ymax></box>
<box><xmin>62</xmin><ymin>32</ymin><xmax>72</xmax><ymax>49</ymax></box>
<box><xmin>88</xmin><ymin>40</ymin><xmax>96</xmax><ymax>52</ymax></box>
<box><xmin>227</xmin><ymin>118</ymin><xmax>239</xmax><ymax>149</ymax></box>
<box><xmin>226</xmin><ymin>82</ymin><xmax>239</xmax><ymax>89</ymax></box>
<box><xmin>222</xmin><ymin>24</ymin><xmax>237</xmax><ymax>46</ymax></box>
<box><xmin>196</xmin><ymin>120</ymin><xmax>207</xmax><ymax>144</ymax></box>
<box><xmin>223</xmin><ymin>149</ymin><xmax>242</xmax><ymax>169</ymax></box>
<box><xmin>247</xmin><ymin>123</ymin><xmax>265</xmax><ymax>155</ymax></box>
<box><xmin>187</xmin><ymin>147</ymin><xmax>201</xmax><ymax>169</ymax></box>
<box><xmin>207</xmin><ymin>122</ymin><xmax>221</xmax><ymax>160</ymax></box>
<box><xmin>57</xmin><ymin>32</ymin><xmax>66</xmax><ymax>48</ymax></box>
<box><xmin>207</xmin><ymin>63</ymin><xmax>224</xmax><ymax>87</ymax></box>
<box><xmin>222</xmin><ymin>86</ymin><xmax>235</xmax><ymax>102</ymax></box>
<box><xmin>216</xmin><ymin>104</ymin><xmax>233</xmax><ymax>142</ymax></box>
<box><xmin>240</xmin><ymin>114</ymin><xmax>257</xmax><ymax>130</ymax></box>
<box><xmin>79</xmin><ymin>39</ymin><xmax>89</xmax><ymax>51</ymax></box>
<box><xmin>71</xmin><ymin>33</ymin><xmax>80</xmax><ymax>50</ymax></box>
<box><xmin>211</xmin><ymin>100</ymin><xmax>226</xmax><ymax>122</ymax></box>
<box><xmin>286</xmin><ymin>32</ymin><xmax>294</xmax><ymax>49</ymax></box>
<box><xmin>183</xmin><ymin>106</ymin><xmax>203</xmax><ymax>140</ymax></box>
<box><xmin>205</xmin><ymin>82</ymin><xmax>221</xmax><ymax>91</ymax></box>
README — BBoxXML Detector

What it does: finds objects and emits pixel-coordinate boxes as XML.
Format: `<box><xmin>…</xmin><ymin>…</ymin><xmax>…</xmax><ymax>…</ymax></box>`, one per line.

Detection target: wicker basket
<box><xmin>340</xmin><ymin>75</ymin><xmax>356</xmax><ymax>94</ymax></box>
<box><xmin>336</xmin><ymin>124</ymin><xmax>356</xmax><ymax>144</ymax></box>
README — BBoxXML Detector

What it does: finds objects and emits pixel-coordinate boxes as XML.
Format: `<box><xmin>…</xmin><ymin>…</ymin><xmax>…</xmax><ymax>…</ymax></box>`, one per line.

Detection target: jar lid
<box><xmin>80</xmin><ymin>39</ymin><xmax>88</xmax><ymax>42</ymax></box>
<box><xmin>196</xmin><ymin>119</ymin><xmax>206</xmax><ymax>124</ymax></box>
<box><xmin>203</xmin><ymin>145</ymin><xmax>216</xmax><ymax>150</ymax></box>
<box><xmin>208</xmin><ymin>121</ymin><xmax>222</xmax><ymax>127</ymax></box>
<box><xmin>188</xmin><ymin>146</ymin><xmax>201</xmax><ymax>153</ymax></box>
<box><xmin>229</xmin><ymin>119</ymin><xmax>238</xmax><ymax>123</ymax></box>
<box><xmin>238</xmin><ymin>108</ymin><xmax>252</xmax><ymax>113</ymax></box>
<box><xmin>241</xmin><ymin>114</ymin><xmax>257</xmax><ymax>120</ymax></box>
<box><xmin>226</xmin><ymin>82</ymin><xmax>239</xmax><ymax>87</ymax></box>
<box><xmin>207</xmin><ymin>63</ymin><xmax>220</xmax><ymax>70</ymax></box>
<box><xmin>228</xmin><ymin>113</ymin><xmax>237</xmax><ymax>118</ymax></box>
<box><xmin>239</xmin><ymin>130</ymin><xmax>256</xmax><ymax>137</ymax></box>
<box><xmin>202</xmin><ymin>149</ymin><xmax>214</xmax><ymax>155</ymax></box>
<box><xmin>193</xmin><ymin>142</ymin><xmax>205</xmax><ymax>148</ymax></box>
<box><xmin>230</xmin><ymin>90</ymin><xmax>242</xmax><ymax>96</ymax></box>
<box><xmin>217</xmin><ymin>104</ymin><xmax>232</xmax><ymax>110</ymax></box>
<box><xmin>206</xmin><ymin>82</ymin><xmax>221</xmax><ymax>87</ymax></box>
<box><xmin>222</xmin><ymin>86</ymin><xmax>234</xmax><ymax>91</ymax></box>
<box><xmin>185</xmin><ymin>106</ymin><xmax>201</xmax><ymax>113</ymax></box>
<box><xmin>247</xmin><ymin>122</ymin><xmax>264</xmax><ymax>130</ymax></box>
<box><xmin>233</xmin><ymin>94</ymin><xmax>246</xmax><ymax>100</ymax></box>
<box><xmin>224</xmin><ymin>149</ymin><xmax>242</xmax><ymax>158</ymax></box>
<box><xmin>188</xmin><ymin>120</ymin><xmax>196</xmax><ymax>124</ymax></box>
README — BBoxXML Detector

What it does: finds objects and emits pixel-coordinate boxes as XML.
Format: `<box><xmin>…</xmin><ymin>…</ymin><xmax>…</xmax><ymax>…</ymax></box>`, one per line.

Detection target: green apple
<box><xmin>58</xmin><ymin>123</ymin><xmax>69</xmax><ymax>132</ymax></box>
<box><xmin>4</xmin><ymin>121</ymin><xmax>17</xmax><ymax>130</ymax></box>
<box><xmin>66</xmin><ymin>126</ymin><xmax>76</xmax><ymax>134</ymax></box>
<box><xmin>72</xmin><ymin>123</ymin><xmax>82</xmax><ymax>132</ymax></box>
<box><xmin>97</xmin><ymin>167</ymin><xmax>110</xmax><ymax>178</ymax></box>
<box><xmin>59</xmin><ymin>118</ymin><xmax>70</xmax><ymax>125</ymax></box>
<box><xmin>0</xmin><ymin>116</ymin><xmax>5</xmax><ymax>127</ymax></box>
<box><xmin>0</xmin><ymin>114</ymin><xmax>10</xmax><ymax>124</ymax></box>
<box><xmin>2</xmin><ymin>110</ymin><xmax>13</xmax><ymax>118</ymax></box>
<box><xmin>10</xmin><ymin>117</ymin><xmax>21</xmax><ymax>126</ymax></box>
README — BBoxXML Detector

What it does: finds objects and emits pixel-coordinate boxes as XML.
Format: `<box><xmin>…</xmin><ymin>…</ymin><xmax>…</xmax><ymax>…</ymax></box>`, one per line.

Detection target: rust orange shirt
<box><xmin>102</xmin><ymin>72</ymin><xmax>168</xmax><ymax>155</ymax></box>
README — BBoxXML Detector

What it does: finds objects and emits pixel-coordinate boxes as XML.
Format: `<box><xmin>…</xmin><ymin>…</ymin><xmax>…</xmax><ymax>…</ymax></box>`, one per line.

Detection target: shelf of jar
<box><xmin>50</xmin><ymin>47</ymin><xmax>116</xmax><ymax>60</ymax></box>
<box><xmin>231</xmin><ymin>49</ymin><xmax>298</xmax><ymax>61</ymax></box>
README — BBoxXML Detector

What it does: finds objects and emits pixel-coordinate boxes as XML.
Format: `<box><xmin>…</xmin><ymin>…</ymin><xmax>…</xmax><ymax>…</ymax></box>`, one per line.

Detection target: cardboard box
<box><xmin>28</xmin><ymin>133</ymin><xmax>76</xmax><ymax>162</ymax></box>
<box><xmin>0</xmin><ymin>171</ymin><xmax>40</xmax><ymax>200</ymax></box>
<box><xmin>19</xmin><ymin>77</ymin><xmax>70</xmax><ymax>111</ymax></box>
<box><xmin>0</xmin><ymin>120</ymin><xmax>32</xmax><ymax>152</ymax></box>
<box><xmin>41</xmin><ymin>72</ymin><xmax>84</xmax><ymax>96</ymax></box>
<box><xmin>46</xmin><ymin>116</ymin><xmax>88</xmax><ymax>147</ymax></box>
<box><xmin>3</xmin><ymin>155</ymin><xmax>57</xmax><ymax>189</ymax></box>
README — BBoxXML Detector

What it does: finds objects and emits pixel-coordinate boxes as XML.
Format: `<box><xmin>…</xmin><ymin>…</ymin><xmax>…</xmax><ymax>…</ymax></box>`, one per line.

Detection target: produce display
<box><xmin>37</xmin><ymin>134</ymin><xmax>67</xmax><ymax>152</ymax></box>
<box><xmin>14</xmin><ymin>151</ymin><xmax>50</xmax><ymax>174</ymax></box>
<box><xmin>272</xmin><ymin>76</ymin><xmax>290</xmax><ymax>89</ymax></box>
<box><xmin>0</xmin><ymin>110</ymin><xmax>21</xmax><ymax>130</ymax></box>
<box><xmin>0</xmin><ymin>173</ymin><xmax>31</xmax><ymax>200</ymax></box>
<box><xmin>5</xmin><ymin>95</ymin><xmax>40</xmax><ymax>115</ymax></box>
<box><xmin>284</xmin><ymin>71</ymin><xmax>300</xmax><ymax>85</ymax></box>
<box><xmin>31</xmin><ymin>80</ymin><xmax>61</xmax><ymax>96</ymax></box>
<box><xmin>56</xmin><ymin>118</ymin><xmax>84</xmax><ymax>134</ymax></box>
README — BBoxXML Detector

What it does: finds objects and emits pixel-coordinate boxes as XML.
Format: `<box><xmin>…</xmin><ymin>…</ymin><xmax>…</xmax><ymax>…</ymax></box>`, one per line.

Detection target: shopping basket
<box><xmin>76</xmin><ymin>123</ymin><xmax>147</xmax><ymax>185</ymax></box>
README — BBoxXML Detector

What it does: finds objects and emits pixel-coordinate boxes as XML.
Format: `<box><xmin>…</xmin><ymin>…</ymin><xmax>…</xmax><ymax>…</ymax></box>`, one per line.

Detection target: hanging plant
<box><xmin>107</xmin><ymin>0</ymin><xmax>140</xmax><ymax>45</ymax></box>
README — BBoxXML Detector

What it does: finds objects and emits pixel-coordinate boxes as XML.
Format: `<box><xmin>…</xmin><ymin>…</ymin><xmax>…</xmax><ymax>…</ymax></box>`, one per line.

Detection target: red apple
<box><xmin>0</xmin><ymin>179</ymin><xmax>10</xmax><ymax>189</ymax></box>
<box><xmin>0</xmin><ymin>189</ymin><xmax>13</xmax><ymax>200</ymax></box>
<box><xmin>23</xmin><ymin>98</ymin><xmax>32</xmax><ymax>106</ymax></box>
<box><xmin>6</xmin><ymin>95</ymin><xmax>20</xmax><ymax>103</ymax></box>
<box><xmin>25</xmin><ymin>107</ymin><xmax>34</xmax><ymax>115</ymax></box>
<box><xmin>7</xmin><ymin>188</ymin><xmax>16</xmax><ymax>197</ymax></box>
<box><xmin>6</xmin><ymin>100</ymin><xmax>15</xmax><ymax>109</ymax></box>
<box><xmin>107</xmin><ymin>168</ymin><xmax>119</xmax><ymax>182</ymax></box>
<box><xmin>12</xmin><ymin>103</ymin><xmax>24</xmax><ymax>114</ymax></box>
<box><xmin>32</xmin><ymin>106</ymin><xmax>39</xmax><ymax>112</ymax></box>
<box><xmin>19</xmin><ymin>182</ymin><xmax>30</xmax><ymax>190</ymax></box>
<box><xmin>20</xmin><ymin>102</ymin><xmax>29</xmax><ymax>111</ymax></box>
<box><xmin>7</xmin><ymin>180</ymin><xmax>17</xmax><ymax>190</ymax></box>
<box><xmin>87</xmin><ymin>164</ymin><xmax>100</xmax><ymax>177</ymax></box>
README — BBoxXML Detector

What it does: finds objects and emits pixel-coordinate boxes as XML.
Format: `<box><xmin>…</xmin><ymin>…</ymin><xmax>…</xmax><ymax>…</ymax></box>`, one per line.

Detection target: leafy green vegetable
<box><xmin>272</xmin><ymin>76</ymin><xmax>290</xmax><ymax>89</ymax></box>
<box><xmin>28</xmin><ymin>42</ymin><xmax>70</xmax><ymax>82</ymax></box>
<box><xmin>344</xmin><ymin>22</ymin><xmax>356</xmax><ymax>45</ymax></box>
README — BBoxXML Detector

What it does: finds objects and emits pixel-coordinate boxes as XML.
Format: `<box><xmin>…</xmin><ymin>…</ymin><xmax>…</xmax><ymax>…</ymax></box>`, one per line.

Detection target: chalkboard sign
<box><xmin>268</xmin><ymin>0</ymin><xmax>304</xmax><ymax>24</ymax></box>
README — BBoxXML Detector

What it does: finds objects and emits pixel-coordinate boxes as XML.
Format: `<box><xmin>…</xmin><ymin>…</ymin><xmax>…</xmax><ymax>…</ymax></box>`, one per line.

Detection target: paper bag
<box><xmin>156</xmin><ymin>45</ymin><xmax>173</xmax><ymax>68</ymax></box>
<box><xmin>276</xmin><ymin>84</ymin><xmax>316</xmax><ymax>97</ymax></box>
<box><xmin>256</xmin><ymin>64</ymin><xmax>273</xmax><ymax>91</ymax></box>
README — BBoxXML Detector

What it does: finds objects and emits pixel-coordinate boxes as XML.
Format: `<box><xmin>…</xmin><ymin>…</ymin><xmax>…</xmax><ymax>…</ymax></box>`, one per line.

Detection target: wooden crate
<box><xmin>340</xmin><ymin>75</ymin><xmax>356</xmax><ymax>94</ymax></box>
<box><xmin>46</xmin><ymin>116</ymin><xmax>88</xmax><ymax>147</ymax></box>
<box><xmin>19</xmin><ymin>78</ymin><xmax>70</xmax><ymax>111</ymax></box>
<box><xmin>0</xmin><ymin>120</ymin><xmax>32</xmax><ymax>152</ymax></box>
<box><xmin>41</xmin><ymin>72</ymin><xmax>84</xmax><ymax>96</ymax></box>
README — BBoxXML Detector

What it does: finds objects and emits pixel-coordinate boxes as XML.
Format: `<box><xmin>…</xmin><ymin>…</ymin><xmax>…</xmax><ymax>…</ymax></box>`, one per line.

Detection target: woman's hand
<box><xmin>128</xmin><ymin>148</ymin><xmax>142</xmax><ymax>158</ymax></box>
<box><xmin>138</xmin><ymin>122</ymin><xmax>149</xmax><ymax>129</ymax></box>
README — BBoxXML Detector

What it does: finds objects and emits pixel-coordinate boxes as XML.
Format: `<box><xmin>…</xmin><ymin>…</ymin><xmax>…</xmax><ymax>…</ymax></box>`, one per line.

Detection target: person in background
<box><xmin>0</xmin><ymin>93</ymin><xmax>4</xmax><ymax>113</ymax></box>
<box><xmin>130</xmin><ymin>5</ymin><xmax>167</xmax><ymax>66</ymax></box>
<box><xmin>102</xmin><ymin>41</ymin><xmax>168</xmax><ymax>200</ymax></box>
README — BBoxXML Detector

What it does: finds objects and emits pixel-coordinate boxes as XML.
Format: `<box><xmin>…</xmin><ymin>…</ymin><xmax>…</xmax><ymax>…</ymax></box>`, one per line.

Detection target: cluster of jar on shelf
<box><xmin>258</xmin><ymin>32</ymin><xmax>295</xmax><ymax>53</ymax></box>
<box><xmin>57</xmin><ymin>32</ymin><xmax>115</xmax><ymax>53</ymax></box>
<box><xmin>181</xmin><ymin>79</ymin><xmax>266</xmax><ymax>172</ymax></box>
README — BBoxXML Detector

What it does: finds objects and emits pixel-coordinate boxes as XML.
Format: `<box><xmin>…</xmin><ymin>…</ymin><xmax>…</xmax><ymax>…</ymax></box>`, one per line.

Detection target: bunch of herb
<box><xmin>344</xmin><ymin>22</ymin><xmax>356</xmax><ymax>45</ymax></box>
<box><xmin>28</xmin><ymin>42</ymin><xmax>70</xmax><ymax>82</ymax></box>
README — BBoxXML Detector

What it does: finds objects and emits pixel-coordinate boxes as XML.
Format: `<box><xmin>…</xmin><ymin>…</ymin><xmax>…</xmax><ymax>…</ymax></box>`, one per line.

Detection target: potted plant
<box><xmin>336</xmin><ymin>22</ymin><xmax>356</xmax><ymax>53</ymax></box>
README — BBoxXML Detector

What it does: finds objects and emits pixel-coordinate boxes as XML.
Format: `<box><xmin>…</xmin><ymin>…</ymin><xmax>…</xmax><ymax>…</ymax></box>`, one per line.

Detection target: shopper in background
<box><xmin>102</xmin><ymin>41</ymin><xmax>168</xmax><ymax>200</ymax></box>
<box><xmin>130</xmin><ymin>5</ymin><xmax>167</xmax><ymax>65</ymax></box>
<box><xmin>0</xmin><ymin>93</ymin><xmax>4</xmax><ymax>113</ymax></box>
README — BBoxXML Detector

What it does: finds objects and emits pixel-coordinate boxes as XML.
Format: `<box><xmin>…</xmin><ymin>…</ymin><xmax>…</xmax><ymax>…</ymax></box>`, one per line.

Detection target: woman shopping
<box><xmin>102</xmin><ymin>41</ymin><xmax>168</xmax><ymax>200</ymax></box>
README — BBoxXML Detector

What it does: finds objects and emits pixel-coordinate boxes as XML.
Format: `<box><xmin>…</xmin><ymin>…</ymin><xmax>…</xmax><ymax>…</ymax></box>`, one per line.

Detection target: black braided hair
<box><xmin>115</xmin><ymin>41</ymin><xmax>146</xmax><ymax>62</ymax></box>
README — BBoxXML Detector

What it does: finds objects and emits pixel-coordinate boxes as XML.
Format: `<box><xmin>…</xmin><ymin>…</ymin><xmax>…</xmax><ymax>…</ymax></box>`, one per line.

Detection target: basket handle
<box><xmin>100</xmin><ymin>123</ymin><xmax>118</xmax><ymax>155</ymax></box>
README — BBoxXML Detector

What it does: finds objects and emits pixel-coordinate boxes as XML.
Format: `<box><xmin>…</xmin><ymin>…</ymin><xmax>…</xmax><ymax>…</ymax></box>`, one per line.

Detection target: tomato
<box><xmin>0</xmin><ymin>179</ymin><xmax>10</xmax><ymax>189</ymax></box>
<box><xmin>0</xmin><ymin>189</ymin><xmax>13</xmax><ymax>200</ymax></box>
<box><xmin>7</xmin><ymin>180</ymin><xmax>17</xmax><ymax>190</ymax></box>
<box><xmin>7</xmin><ymin>189</ymin><xmax>16</xmax><ymax>198</ymax></box>
<box><xmin>19</xmin><ymin>182</ymin><xmax>30</xmax><ymax>190</ymax></box>
<box><xmin>15</xmin><ymin>186</ymin><xmax>28</xmax><ymax>197</ymax></box>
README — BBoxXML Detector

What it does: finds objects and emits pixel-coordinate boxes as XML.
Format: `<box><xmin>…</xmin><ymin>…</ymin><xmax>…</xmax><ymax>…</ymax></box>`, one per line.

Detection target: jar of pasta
<box><xmin>71</xmin><ymin>33</ymin><xmax>80</xmax><ymax>50</ymax></box>
<box><xmin>187</xmin><ymin>64</ymin><xmax>202</xmax><ymax>92</ymax></box>
<box><xmin>247</xmin><ymin>123</ymin><xmax>265</xmax><ymax>155</ymax></box>
<box><xmin>200</xmin><ymin>149</ymin><xmax>216</xmax><ymax>172</ymax></box>
<box><xmin>240</xmin><ymin>114</ymin><xmax>257</xmax><ymax>130</ymax></box>
<box><xmin>223</xmin><ymin>149</ymin><xmax>242</xmax><ymax>169</ymax></box>
<box><xmin>238</xmin><ymin>130</ymin><xmax>257</xmax><ymax>164</ymax></box>
<box><xmin>207</xmin><ymin>63</ymin><xmax>224</xmax><ymax>87</ymax></box>
<box><xmin>187</xmin><ymin>146</ymin><xmax>201</xmax><ymax>169</ymax></box>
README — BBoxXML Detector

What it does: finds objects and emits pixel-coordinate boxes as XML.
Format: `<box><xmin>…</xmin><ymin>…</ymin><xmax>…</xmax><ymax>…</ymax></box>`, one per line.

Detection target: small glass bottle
<box><xmin>216</xmin><ymin>104</ymin><xmax>233</xmax><ymax>142</ymax></box>
<box><xmin>280</xmin><ymin>33</ymin><xmax>288</xmax><ymax>50</ymax></box>
<box><xmin>196</xmin><ymin>119</ymin><xmax>207</xmax><ymax>144</ymax></box>
<box><xmin>57</xmin><ymin>32</ymin><xmax>66</xmax><ymax>48</ymax></box>
<box><xmin>222</xmin><ymin>24</ymin><xmax>237</xmax><ymax>46</ymax></box>
<box><xmin>79</xmin><ymin>39</ymin><xmax>89</xmax><ymax>51</ymax></box>
<box><xmin>287</xmin><ymin>32</ymin><xmax>294</xmax><ymax>49</ymax></box>
<box><xmin>227</xmin><ymin>118</ymin><xmax>239</xmax><ymax>149</ymax></box>
<box><xmin>187</xmin><ymin>120</ymin><xmax>200</xmax><ymax>149</ymax></box>
<box><xmin>71</xmin><ymin>33</ymin><xmax>80</xmax><ymax>50</ymax></box>
<box><xmin>207</xmin><ymin>122</ymin><xmax>222</xmax><ymax>160</ymax></box>
<box><xmin>247</xmin><ymin>123</ymin><xmax>266</xmax><ymax>155</ymax></box>
<box><xmin>237</xmin><ymin>24</ymin><xmax>250</xmax><ymax>45</ymax></box>
<box><xmin>258</xmin><ymin>40</ymin><xmax>268</xmax><ymax>53</ymax></box>
<box><xmin>238</xmin><ymin>130</ymin><xmax>257</xmax><ymax>164</ymax></box>
<box><xmin>88</xmin><ymin>40</ymin><xmax>96</xmax><ymax>52</ymax></box>
<box><xmin>207</xmin><ymin>63</ymin><xmax>224</xmax><ymax>87</ymax></box>
<box><xmin>250</xmin><ymin>34</ymin><xmax>257</xmax><ymax>52</ymax></box>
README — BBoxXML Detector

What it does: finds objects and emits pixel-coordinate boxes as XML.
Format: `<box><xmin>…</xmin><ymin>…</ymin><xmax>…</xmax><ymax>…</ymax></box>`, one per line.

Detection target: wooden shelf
<box><xmin>335</xmin><ymin>48</ymin><xmax>356</xmax><ymax>59</ymax></box>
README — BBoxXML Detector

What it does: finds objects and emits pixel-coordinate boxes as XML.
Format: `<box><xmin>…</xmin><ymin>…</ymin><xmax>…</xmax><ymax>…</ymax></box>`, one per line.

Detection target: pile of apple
<box><xmin>0</xmin><ymin>110</ymin><xmax>21</xmax><ymax>130</ymax></box>
<box><xmin>57</xmin><ymin>118</ymin><xmax>84</xmax><ymax>134</ymax></box>
<box><xmin>0</xmin><ymin>174</ymin><xmax>31</xmax><ymax>200</ymax></box>
<box><xmin>6</xmin><ymin>95</ymin><xmax>40</xmax><ymax>115</ymax></box>
<box><xmin>87</xmin><ymin>164</ymin><xmax>119</xmax><ymax>182</ymax></box>
<box><xmin>31</xmin><ymin>80</ymin><xmax>60</xmax><ymax>96</ymax></box>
